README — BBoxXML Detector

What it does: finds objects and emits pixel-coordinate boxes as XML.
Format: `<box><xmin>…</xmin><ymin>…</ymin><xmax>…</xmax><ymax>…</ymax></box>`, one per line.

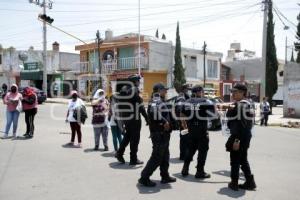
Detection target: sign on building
<box><xmin>24</xmin><ymin>62</ymin><xmax>39</xmax><ymax>71</ymax></box>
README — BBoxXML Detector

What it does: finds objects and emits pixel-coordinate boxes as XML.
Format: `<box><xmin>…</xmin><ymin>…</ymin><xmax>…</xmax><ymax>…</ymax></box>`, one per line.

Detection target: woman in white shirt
<box><xmin>65</xmin><ymin>91</ymin><xmax>84</xmax><ymax>147</ymax></box>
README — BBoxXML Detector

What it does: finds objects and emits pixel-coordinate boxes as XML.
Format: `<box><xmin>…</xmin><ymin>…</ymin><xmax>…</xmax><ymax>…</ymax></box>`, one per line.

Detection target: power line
<box><xmin>273</xmin><ymin>4</ymin><xmax>297</xmax><ymax>28</ymax></box>
<box><xmin>57</xmin><ymin>2</ymin><xmax>260</xmax><ymax>27</ymax></box>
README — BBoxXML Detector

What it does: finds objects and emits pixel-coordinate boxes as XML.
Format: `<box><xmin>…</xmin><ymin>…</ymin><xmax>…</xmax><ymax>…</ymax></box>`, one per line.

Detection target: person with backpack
<box><xmin>260</xmin><ymin>97</ymin><xmax>270</xmax><ymax>126</ymax></box>
<box><xmin>91</xmin><ymin>89</ymin><xmax>110</xmax><ymax>151</ymax></box>
<box><xmin>65</xmin><ymin>91</ymin><xmax>84</xmax><ymax>148</ymax></box>
<box><xmin>22</xmin><ymin>87</ymin><xmax>38</xmax><ymax>138</ymax></box>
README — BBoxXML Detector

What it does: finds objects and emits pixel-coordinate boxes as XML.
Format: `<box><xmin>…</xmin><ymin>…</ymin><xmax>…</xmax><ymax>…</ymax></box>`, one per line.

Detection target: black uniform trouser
<box><xmin>230</xmin><ymin>148</ymin><xmax>252</xmax><ymax>181</ymax></box>
<box><xmin>180</xmin><ymin>133</ymin><xmax>189</xmax><ymax>159</ymax></box>
<box><xmin>260</xmin><ymin>113</ymin><xmax>269</xmax><ymax>126</ymax></box>
<box><xmin>184</xmin><ymin>133</ymin><xmax>209</xmax><ymax>171</ymax></box>
<box><xmin>118</xmin><ymin>120</ymin><xmax>141</xmax><ymax>162</ymax></box>
<box><xmin>25</xmin><ymin>108</ymin><xmax>37</xmax><ymax>136</ymax></box>
<box><xmin>141</xmin><ymin>132</ymin><xmax>171</xmax><ymax>179</ymax></box>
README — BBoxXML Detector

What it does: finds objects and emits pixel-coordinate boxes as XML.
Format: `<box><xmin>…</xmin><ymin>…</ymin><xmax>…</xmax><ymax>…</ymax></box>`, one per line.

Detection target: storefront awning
<box><xmin>20</xmin><ymin>71</ymin><xmax>43</xmax><ymax>80</ymax></box>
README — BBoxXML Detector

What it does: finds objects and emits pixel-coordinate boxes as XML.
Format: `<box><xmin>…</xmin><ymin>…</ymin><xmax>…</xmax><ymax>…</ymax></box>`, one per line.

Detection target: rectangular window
<box><xmin>207</xmin><ymin>60</ymin><xmax>218</xmax><ymax>78</ymax></box>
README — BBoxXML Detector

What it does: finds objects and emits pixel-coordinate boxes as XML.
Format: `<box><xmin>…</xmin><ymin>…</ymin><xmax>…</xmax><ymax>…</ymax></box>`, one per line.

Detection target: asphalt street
<box><xmin>0</xmin><ymin>102</ymin><xmax>300</xmax><ymax>200</ymax></box>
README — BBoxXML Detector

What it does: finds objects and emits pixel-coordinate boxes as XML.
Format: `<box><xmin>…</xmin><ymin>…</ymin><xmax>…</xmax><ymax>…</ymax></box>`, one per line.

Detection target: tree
<box><xmin>265</xmin><ymin>0</ymin><xmax>278</xmax><ymax>102</ymax></box>
<box><xmin>173</xmin><ymin>22</ymin><xmax>186</xmax><ymax>91</ymax></box>
<box><xmin>155</xmin><ymin>29</ymin><xmax>159</xmax><ymax>38</ymax></box>
<box><xmin>162</xmin><ymin>33</ymin><xmax>166</xmax><ymax>40</ymax></box>
<box><xmin>295</xmin><ymin>12</ymin><xmax>300</xmax><ymax>63</ymax></box>
<box><xmin>291</xmin><ymin>48</ymin><xmax>295</xmax><ymax>62</ymax></box>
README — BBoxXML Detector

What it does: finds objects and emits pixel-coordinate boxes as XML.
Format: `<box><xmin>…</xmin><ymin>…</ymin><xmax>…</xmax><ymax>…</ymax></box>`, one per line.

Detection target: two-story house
<box><xmin>75</xmin><ymin>31</ymin><xmax>173</xmax><ymax>99</ymax></box>
<box><xmin>75</xmin><ymin>30</ymin><xmax>223</xmax><ymax>100</ymax></box>
<box><xmin>182</xmin><ymin>47</ymin><xmax>223</xmax><ymax>95</ymax></box>
<box><xmin>0</xmin><ymin>42</ymin><xmax>80</xmax><ymax>96</ymax></box>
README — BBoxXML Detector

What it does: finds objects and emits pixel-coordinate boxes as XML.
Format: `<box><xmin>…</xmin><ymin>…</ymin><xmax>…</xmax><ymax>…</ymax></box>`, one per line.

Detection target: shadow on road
<box><xmin>173</xmin><ymin>173</ymin><xmax>227</xmax><ymax>184</ymax></box>
<box><xmin>212</xmin><ymin>170</ymin><xmax>245</xmax><ymax>181</ymax></box>
<box><xmin>136</xmin><ymin>182</ymin><xmax>172</xmax><ymax>194</ymax></box>
<box><xmin>169</xmin><ymin>157</ymin><xmax>184</xmax><ymax>164</ymax></box>
<box><xmin>84</xmin><ymin>148</ymin><xmax>98</xmax><ymax>153</ymax></box>
<box><xmin>61</xmin><ymin>143</ymin><xmax>81</xmax><ymax>149</ymax></box>
<box><xmin>12</xmin><ymin>136</ymin><xmax>32</xmax><ymax>140</ymax></box>
<box><xmin>217</xmin><ymin>187</ymin><xmax>246</xmax><ymax>198</ymax></box>
<box><xmin>101</xmin><ymin>152</ymin><xmax>116</xmax><ymax>158</ymax></box>
<box><xmin>109</xmin><ymin>162</ymin><xmax>143</xmax><ymax>170</ymax></box>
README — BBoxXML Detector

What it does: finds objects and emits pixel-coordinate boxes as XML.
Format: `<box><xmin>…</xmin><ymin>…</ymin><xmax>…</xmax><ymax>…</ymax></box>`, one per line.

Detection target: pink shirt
<box><xmin>22</xmin><ymin>93</ymin><xmax>38</xmax><ymax>110</ymax></box>
<box><xmin>4</xmin><ymin>92</ymin><xmax>23</xmax><ymax>112</ymax></box>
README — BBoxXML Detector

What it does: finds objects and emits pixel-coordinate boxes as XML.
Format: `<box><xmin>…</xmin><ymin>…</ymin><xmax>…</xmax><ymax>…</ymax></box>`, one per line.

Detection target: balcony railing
<box><xmin>79</xmin><ymin>57</ymin><xmax>149</xmax><ymax>74</ymax></box>
<box><xmin>102</xmin><ymin>56</ymin><xmax>148</xmax><ymax>74</ymax></box>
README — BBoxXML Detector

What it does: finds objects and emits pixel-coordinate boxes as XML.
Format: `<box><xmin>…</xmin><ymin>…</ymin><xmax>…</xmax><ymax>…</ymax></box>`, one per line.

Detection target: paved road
<box><xmin>0</xmin><ymin>103</ymin><xmax>300</xmax><ymax>200</ymax></box>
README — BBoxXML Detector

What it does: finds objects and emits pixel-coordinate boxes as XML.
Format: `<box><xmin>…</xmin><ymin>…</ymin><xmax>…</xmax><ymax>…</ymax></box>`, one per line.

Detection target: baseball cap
<box><xmin>153</xmin><ymin>83</ymin><xmax>169</xmax><ymax>92</ymax></box>
<box><xmin>191</xmin><ymin>85</ymin><xmax>203</xmax><ymax>93</ymax></box>
<box><xmin>128</xmin><ymin>74</ymin><xmax>141</xmax><ymax>82</ymax></box>
<box><xmin>231</xmin><ymin>83</ymin><xmax>247</xmax><ymax>92</ymax></box>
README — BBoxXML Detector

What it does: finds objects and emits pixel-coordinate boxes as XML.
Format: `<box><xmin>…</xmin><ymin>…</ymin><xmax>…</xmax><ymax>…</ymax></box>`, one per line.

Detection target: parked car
<box><xmin>19</xmin><ymin>87</ymin><xmax>47</xmax><ymax>104</ymax></box>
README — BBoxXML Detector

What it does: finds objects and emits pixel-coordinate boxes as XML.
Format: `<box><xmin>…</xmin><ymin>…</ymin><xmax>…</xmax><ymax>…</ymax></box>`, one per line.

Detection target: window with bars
<box><xmin>207</xmin><ymin>60</ymin><xmax>218</xmax><ymax>78</ymax></box>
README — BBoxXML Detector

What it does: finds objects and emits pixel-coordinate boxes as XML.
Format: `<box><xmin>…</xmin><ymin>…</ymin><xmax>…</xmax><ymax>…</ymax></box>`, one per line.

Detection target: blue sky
<box><xmin>0</xmin><ymin>0</ymin><xmax>299</xmax><ymax>61</ymax></box>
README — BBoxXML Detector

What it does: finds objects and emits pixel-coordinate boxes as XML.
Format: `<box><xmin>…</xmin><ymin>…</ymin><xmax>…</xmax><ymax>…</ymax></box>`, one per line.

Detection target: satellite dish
<box><xmin>19</xmin><ymin>52</ymin><xmax>28</xmax><ymax>62</ymax></box>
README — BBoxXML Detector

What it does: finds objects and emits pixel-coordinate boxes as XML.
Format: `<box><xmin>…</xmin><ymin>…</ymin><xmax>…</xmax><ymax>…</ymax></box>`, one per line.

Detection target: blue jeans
<box><xmin>111</xmin><ymin>125</ymin><xmax>123</xmax><ymax>151</ymax></box>
<box><xmin>5</xmin><ymin>110</ymin><xmax>20</xmax><ymax>136</ymax></box>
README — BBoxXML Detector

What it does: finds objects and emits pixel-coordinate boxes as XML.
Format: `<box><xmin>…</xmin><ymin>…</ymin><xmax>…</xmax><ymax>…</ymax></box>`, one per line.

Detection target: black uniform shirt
<box><xmin>182</xmin><ymin>97</ymin><xmax>215</xmax><ymax>137</ymax></box>
<box><xmin>119</xmin><ymin>86</ymin><xmax>148</xmax><ymax>122</ymax></box>
<box><xmin>147</xmin><ymin>95</ymin><xmax>171</xmax><ymax>133</ymax></box>
<box><xmin>226</xmin><ymin>99</ymin><xmax>254</xmax><ymax>148</ymax></box>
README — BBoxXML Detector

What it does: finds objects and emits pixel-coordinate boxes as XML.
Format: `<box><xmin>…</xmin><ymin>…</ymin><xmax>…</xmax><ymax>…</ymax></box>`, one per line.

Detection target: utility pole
<box><xmin>138</xmin><ymin>0</ymin><xmax>141</xmax><ymax>76</ymax></box>
<box><xmin>203</xmin><ymin>41</ymin><xmax>207</xmax><ymax>88</ymax></box>
<box><xmin>96</xmin><ymin>30</ymin><xmax>102</xmax><ymax>88</ymax></box>
<box><xmin>29</xmin><ymin>0</ymin><xmax>53</xmax><ymax>94</ymax></box>
<box><xmin>285</xmin><ymin>36</ymin><xmax>288</xmax><ymax>64</ymax></box>
<box><xmin>261</xmin><ymin>0</ymin><xmax>268</xmax><ymax>100</ymax></box>
<box><xmin>42</xmin><ymin>0</ymin><xmax>47</xmax><ymax>94</ymax></box>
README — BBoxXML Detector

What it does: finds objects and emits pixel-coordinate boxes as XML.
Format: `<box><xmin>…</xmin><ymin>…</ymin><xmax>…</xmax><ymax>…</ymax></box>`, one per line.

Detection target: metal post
<box><xmin>96</xmin><ymin>30</ymin><xmax>102</xmax><ymax>88</ymax></box>
<box><xmin>203</xmin><ymin>41</ymin><xmax>207</xmax><ymax>88</ymax></box>
<box><xmin>285</xmin><ymin>36</ymin><xmax>288</xmax><ymax>64</ymax></box>
<box><xmin>261</xmin><ymin>0</ymin><xmax>268</xmax><ymax>100</ymax></box>
<box><xmin>42</xmin><ymin>0</ymin><xmax>47</xmax><ymax>94</ymax></box>
<box><xmin>138</xmin><ymin>0</ymin><xmax>141</xmax><ymax>76</ymax></box>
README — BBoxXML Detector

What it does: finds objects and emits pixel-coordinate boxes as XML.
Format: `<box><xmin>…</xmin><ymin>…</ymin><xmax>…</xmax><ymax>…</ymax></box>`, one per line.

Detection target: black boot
<box><xmin>239</xmin><ymin>175</ymin><xmax>257</xmax><ymax>190</ymax></box>
<box><xmin>104</xmin><ymin>145</ymin><xmax>109</xmax><ymax>151</ymax></box>
<box><xmin>228</xmin><ymin>179</ymin><xmax>239</xmax><ymax>191</ymax></box>
<box><xmin>161</xmin><ymin>176</ymin><xmax>177</xmax><ymax>184</ymax></box>
<box><xmin>116</xmin><ymin>152</ymin><xmax>125</xmax><ymax>164</ymax></box>
<box><xmin>94</xmin><ymin>145</ymin><xmax>99</xmax><ymax>151</ymax></box>
<box><xmin>129</xmin><ymin>159</ymin><xmax>144</xmax><ymax>165</ymax></box>
<box><xmin>181</xmin><ymin>162</ymin><xmax>190</xmax><ymax>177</ymax></box>
<box><xmin>138</xmin><ymin>177</ymin><xmax>156</xmax><ymax>187</ymax></box>
<box><xmin>195</xmin><ymin>171</ymin><xmax>211</xmax><ymax>179</ymax></box>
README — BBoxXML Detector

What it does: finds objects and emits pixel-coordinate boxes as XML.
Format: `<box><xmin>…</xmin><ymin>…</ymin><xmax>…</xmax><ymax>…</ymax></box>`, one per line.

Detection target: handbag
<box><xmin>16</xmin><ymin>100</ymin><xmax>23</xmax><ymax>112</ymax></box>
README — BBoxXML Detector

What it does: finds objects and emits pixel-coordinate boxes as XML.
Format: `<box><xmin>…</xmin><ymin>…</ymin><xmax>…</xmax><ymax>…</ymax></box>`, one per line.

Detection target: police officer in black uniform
<box><xmin>181</xmin><ymin>85</ymin><xmax>215</xmax><ymax>179</ymax></box>
<box><xmin>226</xmin><ymin>83</ymin><xmax>256</xmax><ymax>191</ymax></box>
<box><xmin>175</xmin><ymin>84</ymin><xmax>191</xmax><ymax>160</ymax></box>
<box><xmin>138</xmin><ymin>83</ymin><xmax>176</xmax><ymax>187</ymax></box>
<box><xmin>116</xmin><ymin>74</ymin><xmax>149</xmax><ymax>165</ymax></box>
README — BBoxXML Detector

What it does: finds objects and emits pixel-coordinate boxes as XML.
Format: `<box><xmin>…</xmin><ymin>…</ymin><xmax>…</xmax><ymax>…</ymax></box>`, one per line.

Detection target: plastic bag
<box><xmin>16</xmin><ymin>100</ymin><xmax>23</xmax><ymax>113</ymax></box>
<box><xmin>220</xmin><ymin>111</ymin><xmax>230</xmax><ymax>137</ymax></box>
